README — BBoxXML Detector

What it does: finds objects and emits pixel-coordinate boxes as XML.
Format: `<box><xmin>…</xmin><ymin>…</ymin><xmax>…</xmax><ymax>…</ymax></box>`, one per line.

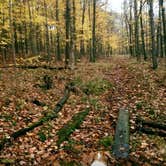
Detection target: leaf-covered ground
<box><xmin>0</xmin><ymin>56</ymin><xmax>165</xmax><ymax>165</ymax></box>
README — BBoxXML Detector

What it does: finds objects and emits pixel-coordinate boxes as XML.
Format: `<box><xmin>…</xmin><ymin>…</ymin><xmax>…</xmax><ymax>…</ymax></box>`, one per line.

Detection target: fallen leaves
<box><xmin>0</xmin><ymin>56</ymin><xmax>165</xmax><ymax>165</ymax></box>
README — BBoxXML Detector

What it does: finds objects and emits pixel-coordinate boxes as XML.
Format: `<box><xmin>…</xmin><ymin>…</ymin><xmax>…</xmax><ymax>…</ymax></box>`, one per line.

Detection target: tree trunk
<box><xmin>160</xmin><ymin>0</ymin><xmax>166</xmax><ymax>57</ymax></box>
<box><xmin>91</xmin><ymin>0</ymin><xmax>96</xmax><ymax>62</ymax></box>
<box><xmin>80</xmin><ymin>0</ymin><xmax>86</xmax><ymax>56</ymax></box>
<box><xmin>65</xmin><ymin>0</ymin><xmax>71</xmax><ymax>67</ymax></box>
<box><xmin>134</xmin><ymin>0</ymin><xmax>140</xmax><ymax>60</ymax></box>
<box><xmin>44</xmin><ymin>0</ymin><xmax>51</xmax><ymax>63</ymax></box>
<box><xmin>9</xmin><ymin>0</ymin><xmax>16</xmax><ymax>65</ymax></box>
<box><xmin>148</xmin><ymin>0</ymin><xmax>158</xmax><ymax>69</ymax></box>
<box><xmin>140</xmin><ymin>0</ymin><xmax>147</xmax><ymax>60</ymax></box>
<box><xmin>56</xmin><ymin>0</ymin><xmax>61</xmax><ymax>61</ymax></box>
<box><xmin>72</xmin><ymin>0</ymin><xmax>77</xmax><ymax>65</ymax></box>
<box><xmin>129</xmin><ymin>0</ymin><xmax>134</xmax><ymax>57</ymax></box>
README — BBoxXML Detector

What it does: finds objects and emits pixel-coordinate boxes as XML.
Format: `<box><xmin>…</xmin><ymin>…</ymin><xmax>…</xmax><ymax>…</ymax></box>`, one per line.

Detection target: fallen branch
<box><xmin>0</xmin><ymin>65</ymin><xmax>66</xmax><ymax>70</ymax></box>
<box><xmin>139</xmin><ymin>127</ymin><xmax>166</xmax><ymax>137</ymax></box>
<box><xmin>136</xmin><ymin>117</ymin><xmax>166</xmax><ymax>130</ymax></box>
<box><xmin>17</xmin><ymin>65</ymin><xmax>66</xmax><ymax>70</ymax></box>
<box><xmin>32</xmin><ymin>99</ymin><xmax>46</xmax><ymax>107</ymax></box>
<box><xmin>0</xmin><ymin>83</ymin><xmax>73</xmax><ymax>151</ymax></box>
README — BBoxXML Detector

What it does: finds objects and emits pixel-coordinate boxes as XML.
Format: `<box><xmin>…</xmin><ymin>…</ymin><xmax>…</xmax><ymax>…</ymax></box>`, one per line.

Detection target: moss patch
<box><xmin>57</xmin><ymin>108</ymin><xmax>90</xmax><ymax>146</ymax></box>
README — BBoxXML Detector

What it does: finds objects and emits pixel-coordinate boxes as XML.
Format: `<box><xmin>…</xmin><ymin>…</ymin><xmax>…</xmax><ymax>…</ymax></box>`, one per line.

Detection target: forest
<box><xmin>0</xmin><ymin>0</ymin><xmax>165</xmax><ymax>165</ymax></box>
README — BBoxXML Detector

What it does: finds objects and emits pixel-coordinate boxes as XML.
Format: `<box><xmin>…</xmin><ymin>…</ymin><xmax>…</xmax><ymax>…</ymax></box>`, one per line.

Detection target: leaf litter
<box><xmin>0</xmin><ymin>56</ymin><xmax>165</xmax><ymax>165</ymax></box>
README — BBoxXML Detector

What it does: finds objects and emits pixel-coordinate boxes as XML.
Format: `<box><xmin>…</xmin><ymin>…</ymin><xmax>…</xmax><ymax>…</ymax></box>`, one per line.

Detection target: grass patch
<box><xmin>0</xmin><ymin>113</ymin><xmax>13</xmax><ymax>122</ymax></box>
<box><xmin>72</xmin><ymin>76</ymin><xmax>83</xmax><ymax>86</ymax></box>
<box><xmin>37</xmin><ymin>122</ymin><xmax>53</xmax><ymax>142</ymax></box>
<box><xmin>37</xmin><ymin>131</ymin><xmax>47</xmax><ymax>142</ymax></box>
<box><xmin>99</xmin><ymin>136</ymin><xmax>113</xmax><ymax>149</ymax></box>
<box><xmin>57</xmin><ymin>108</ymin><xmax>90</xmax><ymax>146</ymax></box>
<box><xmin>73</xmin><ymin>77</ymin><xmax>112</xmax><ymax>96</ymax></box>
<box><xmin>82</xmin><ymin>79</ymin><xmax>112</xmax><ymax>95</ymax></box>
<box><xmin>136</xmin><ymin>102</ymin><xmax>144</xmax><ymax>110</ymax></box>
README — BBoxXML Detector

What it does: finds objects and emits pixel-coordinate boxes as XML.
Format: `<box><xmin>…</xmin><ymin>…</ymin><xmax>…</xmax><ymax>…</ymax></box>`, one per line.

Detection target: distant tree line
<box><xmin>0</xmin><ymin>0</ymin><xmax>117</xmax><ymax>66</ymax></box>
<box><xmin>123</xmin><ymin>0</ymin><xmax>166</xmax><ymax>69</ymax></box>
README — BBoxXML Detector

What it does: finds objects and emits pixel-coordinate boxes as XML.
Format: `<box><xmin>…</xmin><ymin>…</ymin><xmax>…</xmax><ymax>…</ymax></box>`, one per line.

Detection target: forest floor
<box><xmin>0</xmin><ymin>56</ymin><xmax>165</xmax><ymax>166</ymax></box>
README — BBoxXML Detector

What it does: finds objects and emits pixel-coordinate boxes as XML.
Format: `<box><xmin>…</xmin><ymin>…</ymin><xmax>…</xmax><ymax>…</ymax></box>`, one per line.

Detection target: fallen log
<box><xmin>139</xmin><ymin>127</ymin><xmax>166</xmax><ymax>137</ymax></box>
<box><xmin>0</xmin><ymin>65</ymin><xmax>66</xmax><ymax>70</ymax></box>
<box><xmin>113</xmin><ymin>109</ymin><xmax>130</xmax><ymax>158</ymax></box>
<box><xmin>0</xmin><ymin>83</ymin><xmax>73</xmax><ymax>151</ymax></box>
<box><xmin>17</xmin><ymin>65</ymin><xmax>66</xmax><ymax>70</ymax></box>
<box><xmin>57</xmin><ymin>107</ymin><xmax>90</xmax><ymax>146</ymax></box>
<box><xmin>32</xmin><ymin>99</ymin><xmax>46</xmax><ymax>106</ymax></box>
<box><xmin>136</xmin><ymin>117</ymin><xmax>166</xmax><ymax>130</ymax></box>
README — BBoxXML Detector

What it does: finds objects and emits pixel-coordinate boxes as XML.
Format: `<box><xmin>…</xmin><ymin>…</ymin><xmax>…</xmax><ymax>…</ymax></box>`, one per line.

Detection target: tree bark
<box><xmin>148</xmin><ymin>0</ymin><xmax>158</xmax><ymax>69</ymax></box>
<box><xmin>159</xmin><ymin>0</ymin><xmax>166</xmax><ymax>57</ymax></box>
<box><xmin>65</xmin><ymin>0</ymin><xmax>71</xmax><ymax>67</ymax></box>
<box><xmin>129</xmin><ymin>0</ymin><xmax>134</xmax><ymax>57</ymax></box>
<box><xmin>80</xmin><ymin>0</ymin><xmax>86</xmax><ymax>56</ymax></box>
<box><xmin>9</xmin><ymin>0</ymin><xmax>16</xmax><ymax>65</ymax></box>
<box><xmin>140</xmin><ymin>0</ymin><xmax>147</xmax><ymax>60</ymax></box>
<box><xmin>56</xmin><ymin>0</ymin><xmax>61</xmax><ymax>61</ymax></box>
<box><xmin>44</xmin><ymin>0</ymin><xmax>51</xmax><ymax>62</ymax></box>
<box><xmin>91</xmin><ymin>0</ymin><xmax>96</xmax><ymax>62</ymax></box>
<box><xmin>134</xmin><ymin>0</ymin><xmax>140</xmax><ymax>60</ymax></box>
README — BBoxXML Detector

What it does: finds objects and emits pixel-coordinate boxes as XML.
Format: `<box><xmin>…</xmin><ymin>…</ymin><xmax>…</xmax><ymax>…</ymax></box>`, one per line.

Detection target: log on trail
<box><xmin>0</xmin><ymin>65</ymin><xmax>66</xmax><ymax>70</ymax></box>
<box><xmin>136</xmin><ymin>117</ymin><xmax>166</xmax><ymax>130</ymax></box>
<box><xmin>113</xmin><ymin>109</ymin><xmax>130</xmax><ymax>159</ymax></box>
<box><xmin>0</xmin><ymin>83</ymin><xmax>73</xmax><ymax>151</ymax></box>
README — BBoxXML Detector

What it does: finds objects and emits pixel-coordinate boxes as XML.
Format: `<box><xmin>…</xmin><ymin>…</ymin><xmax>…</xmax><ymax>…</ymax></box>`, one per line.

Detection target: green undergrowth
<box><xmin>73</xmin><ymin>76</ymin><xmax>112</xmax><ymax>96</ymax></box>
<box><xmin>99</xmin><ymin>135</ymin><xmax>113</xmax><ymax>149</ymax></box>
<box><xmin>62</xmin><ymin>139</ymin><xmax>83</xmax><ymax>158</ymax></box>
<box><xmin>37</xmin><ymin>122</ymin><xmax>54</xmax><ymax>142</ymax></box>
<box><xmin>57</xmin><ymin>108</ymin><xmax>90</xmax><ymax>146</ymax></box>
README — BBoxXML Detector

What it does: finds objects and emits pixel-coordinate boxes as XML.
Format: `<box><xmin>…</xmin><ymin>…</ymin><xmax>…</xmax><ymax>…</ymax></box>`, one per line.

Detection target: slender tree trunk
<box><xmin>148</xmin><ymin>0</ymin><xmax>158</xmax><ymax>69</ymax></box>
<box><xmin>65</xmin><ymin>0</ymin><xmax>71</xmax><ymax>67</ymax></box>
<box><xmin>13</xmin><ymin>22</ymin><xmax>19</xmax><ymax>54</ymax></box>
<box><xmin>70</xmin><ymin>0</ymin><xmax>76</xmax><ymax>68</ymax></box>
<box><xmin>56</xmin><ymin>0</ymin><xmax>61</xmax><ymax>61</ymax></box>
<box><xmin>157</xmin><ymin>1</ymin><xmax>163</xmax><ymax>57</ymax></box>
<box><xmin>27</xmin><ymin>0</ymin><xmax>33</xmax><ymax>55</ymax></box>
<box><xmin>80</xmin><ymin>0</ymin><xmax>86</xmax><ymax>56</ymax></box>
<box><xmin>88</xmin><ymin>0</ymin><xmax>92</xmax><ymax>59</ymax></box>
<box><xmin>159</xmin><ymin>0</ymin><xmax>166</xmax><ymax>57</ymax></box>
<box><xmin>24</xmin><ymin>23</ymin><xmax>28</xmax><ymax>56</ymax></box>
<box><xmin>44</xmin><ymin>0</ymin><xmax>50</xmax><ymax>62</ymax></box>
<box><xmin>129</xmin><ymin>0</ymin><xmax>134</xmax><ymax>57</ymax></box>
<box><xmin>9</xmin><ymin>0</ymin><xmax>16</xmax><ymax>65</ymax></box>
<box><xmin>72</xmin><ymin>0</ymin><xmax>77</xmax><ymax>64</ymax></box>
<box><xmin>140</xmin><ymin>0</ymin><xmax>147</xmax><ymax>60</ymax></box>
<box><xmin>134</xmin><ymin>0</ymin><xmax>140</xmax><ymax>60</ymax></box>
<box><xmin>159</xmin><ymin>9</ymin><xmax>164</xmax><ymax>58</ymax></box>
<box><xmin>91</xmin><ymin>0</ymin><xmax>96</xmax><ymax>62</ymax></box>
